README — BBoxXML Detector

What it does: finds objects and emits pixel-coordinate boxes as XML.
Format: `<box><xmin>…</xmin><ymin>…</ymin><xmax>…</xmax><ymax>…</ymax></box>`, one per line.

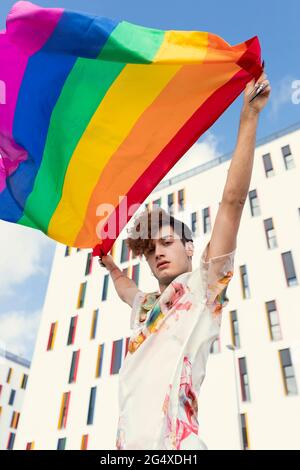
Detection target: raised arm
<box><xmin>204</xmin><ymin>70</ymin><xmax>271</xmax><ymax>262</ymax></box>
<box><xmin>99</xmin><ymin>254</ymin><xmax>140</xmax><ymax>307</ymax></box>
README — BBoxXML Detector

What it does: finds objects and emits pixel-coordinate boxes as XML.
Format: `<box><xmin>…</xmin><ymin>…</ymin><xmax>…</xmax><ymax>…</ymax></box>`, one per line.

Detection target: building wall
<box><xmin>0</xmin><ymin>349</ymin><xmax>30</xmax><ymax>450</ymax></box>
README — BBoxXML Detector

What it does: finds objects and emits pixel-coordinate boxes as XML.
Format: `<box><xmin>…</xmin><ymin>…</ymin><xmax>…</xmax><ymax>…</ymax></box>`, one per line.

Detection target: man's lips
<box><xmin>157</xmin><ymin>261</ymin><xmax>170</xmax><ymax>269</ymax></box>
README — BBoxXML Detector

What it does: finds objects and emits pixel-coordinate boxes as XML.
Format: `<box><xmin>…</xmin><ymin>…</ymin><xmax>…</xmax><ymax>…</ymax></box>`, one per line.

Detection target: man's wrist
<box><xmin>109</xmin><ymin>266</ymin><xmax>121</xmax><ymax>274</ymax></box>
<box><xmin>109</xmin><ymin>266</ymin><xmax>124</xmax><ymax>281</ymax></box>
<box><xmin>241</xmin><ymin>107</ymin><xmax>260</xmax><ymax>123</ymax></box>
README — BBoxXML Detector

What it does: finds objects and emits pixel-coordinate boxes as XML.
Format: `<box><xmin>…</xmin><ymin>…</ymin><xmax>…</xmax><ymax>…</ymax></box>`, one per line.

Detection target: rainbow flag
<box><xmin>0</xmin><ymin>1</ymin><xmax>263</xmax><ymax>257</ymax></box>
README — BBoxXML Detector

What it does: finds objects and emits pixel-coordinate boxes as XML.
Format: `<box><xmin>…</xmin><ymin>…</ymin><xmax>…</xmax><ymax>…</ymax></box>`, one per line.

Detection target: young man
<box><xmin>100</xmin><ymin>71</ymin><xmax>271</xmax><ymax>450</ymax></box>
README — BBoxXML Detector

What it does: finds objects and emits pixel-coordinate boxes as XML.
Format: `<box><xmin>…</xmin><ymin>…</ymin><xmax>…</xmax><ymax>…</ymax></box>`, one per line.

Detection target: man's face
<box><xmin>145</xmin><ymin>225</ymin><xmax>191</xmax><ymax>285</ymax></box>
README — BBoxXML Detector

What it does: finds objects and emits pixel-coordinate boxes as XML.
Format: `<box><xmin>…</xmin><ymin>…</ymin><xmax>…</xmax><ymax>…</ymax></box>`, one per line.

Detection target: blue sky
<box><xmin>0</xmin><ymin>0</ymin><xmax>299</xmax><ymax>361</ymax></box>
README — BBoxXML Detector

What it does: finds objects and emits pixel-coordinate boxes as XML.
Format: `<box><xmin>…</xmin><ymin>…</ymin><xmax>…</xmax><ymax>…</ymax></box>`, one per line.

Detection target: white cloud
<box><xmin>161</xmin><ymin>130</ymin><xmax>222</xmax><ymax>181</ymax></box>
<box><xmin>0</xmin><ymin>308</ymin><xmax>41</xmax><ymax>361</ymax></box>
<box><xmin>0</xmin><ymin>221</ymin><xmax>55</xmax><ymax>297</ymax></box>
<box><xmin>268</xmin><ymin>75</ymin><xmax>298</xmax><ymax>119</ymax></box>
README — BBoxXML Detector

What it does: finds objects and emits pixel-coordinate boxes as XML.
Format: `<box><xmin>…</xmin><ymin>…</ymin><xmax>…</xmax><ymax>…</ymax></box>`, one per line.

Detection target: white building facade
<box><xmin>0</xmin><ymin>348</ymin><xmax>30</xmax><ymax>450</ymax></box>
<box><xmin>12</xmin><ymin>121</ymin><xmax>300</xmax><ymax>450</ymax></box>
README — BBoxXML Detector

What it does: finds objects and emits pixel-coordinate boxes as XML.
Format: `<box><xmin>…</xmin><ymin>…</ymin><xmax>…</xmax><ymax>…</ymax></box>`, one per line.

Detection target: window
<box><xmin>58</xmin><ymin>392</ymin><xmax>71</xmax><ymax>429</ymax></box>
<box><xmin>67</xmin><ymin>315</ymin><xmax>78</xmax><ymax>346</ymax></box>
<box><xmin>167</xmin><ymin>193</ymin><xmax>174</xmax><ymax>215</ymax></box>
<box><xmin>69</xmin><ymin>350</ymin><xmax>80</xmax><ymax>383</ymax></box>
<box><xmin>131</xmin><ymin>264</ymin><xmax>140</xmax><ymax>285</ymax></box>
<box><xmin>262</xmin><ymin>153</ymin><xmax>274</xmax><ymax>177</ymax></box>
<box><xmin>8</xmin><ymin>389</ymin><xmax>16</xmax><ymax>406</ymax></box>
<box><xmin>248</xmin><ymin>189</ymin><xmax>261</xmax><ymax>216</ymax></box>
<box><xmin>178</xmin><ymin>189</ymin><xmax>185</xmax><ymax>211</ymax></box>
<box><xmin>110</xmin><ymin>339</ymin><xmax>123</xmax><ymax>375</ymax></box>
<box><xmin>85</xmin><ymin>252</ymin><xmax>93</xmax><ymax>276</ymax></box>
<box><xmin>47</xmin><ymin>322</ymin><xmax>58</xmax><ymax>350</ymax></box>
<box><xmin>7</xmin><ymin>432</ymin><xmax>15</xmax><ymax>450</ymax></box>
<box><xmin>264</xmin><ymin>218</ymin><xmax>277</xmax><ymax>249</ymax></box>
<box><xmin>26</xmin><ymin>442</ymin><xmax>35</xmax><ymax>450</ymax></box>
<box><xmin>20</xmin><ymin>373</ymin><xmax>28</xmax><ymax>389</ymax></box>
<box><xmin>65</xmin><ymin>246</ymin><xmax>71</xmax><ymax>256</ymax></box>
<box><xmin>81</xmin><ymin>434</ymin><xmax>89</xmax><ymax>450</ymax></box>
<box><xmin>266</xmin><ymin>301</ymin><xmax>282</xmax><ymax>341</ymax></box>
<box><xmin>230</xmin><ymin>310</ymin><xmax>240</xmax><ymax>348</ymax></box>
<box><xmin>120</xmin><ymin>239</ymin><xmax>130</xmax><ymax>263</ymax></box>
<box><xmin>240</xmin><ymin>413</ymin><xmax>250</xmax><ymax>450</ymax></box>
<box><xmin>282</xmin><ymin>144</ymin><xmax>295</xmax><ymax>170</ymax></box>
<box><xmin>57</xmin><ymin>438</ymin><xmax>66</xmax><ymax>450</ymax></box>
<box><xmin>240</xmin><ymin>265</ymin><xmax>250</xmax><ymax>298</ymax></box>
<box><xmin>153</xmin><ymin>197</ymin><xmax>161</xmax><ymax>208</ymax></box>
<box><xmin>239</xmin><ymin>357</ymin><xmax>251</xmax><ymax>401</ymax></box>
<box><xmin>10</xmin><ymin>411</ymin><xmax>20</xmax><ymax>429</ymax></box>
<box><xmin>191</xmin><ymin>212</ymin><xmax>198</xmax><ymax>236</ymax></box>
<box><xmin>77</xmin><ymin>282</ymin><xmax>87</xmax><ymax>308</ymax></box>
<box><xmin>279</xmin><ymin>348</ymin><xmax>298</xmax><ymax>395</ymax></box>
<box><xmin>87</xmin><ymin>387</ymin><xmax>97</xmax><ymax>425</ymax></box>
<box><xmin>95</xmin><ymin>344</ymin><xmax>105</xmax><ymax>378</ymax></box>
<box><xmin>90</xmin><ymin>309</ymin><xmax>99</xmax><ymax>340</ymax></box>
<box><xmin>281</xmin><ymin>251</ymin><xmax>298</xmax><ymax>286</ymax></box>
<box><xmin>101</xmin><ymin>274</ymin><xmax>109</xmax><ymax>301</ymax></box>
<box><xmin>6</xmin><ymin>367</ymin><xmax>13</xmax><ymax>383</ymax></box>
<box><xmin>203</xmin><ymin>207</ymin><xmax>211</xmax><ymax>234</ymax></box>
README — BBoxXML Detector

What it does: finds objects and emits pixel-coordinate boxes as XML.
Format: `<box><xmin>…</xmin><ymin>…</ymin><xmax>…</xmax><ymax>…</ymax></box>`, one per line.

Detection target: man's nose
<box><xmin>155</xmin><ymin>248</ymin><xmax>166</xmax><ymax>259</ymax></box>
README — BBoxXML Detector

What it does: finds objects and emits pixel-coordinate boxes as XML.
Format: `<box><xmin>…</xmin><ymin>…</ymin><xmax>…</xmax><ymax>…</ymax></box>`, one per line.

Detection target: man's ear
<box><xmin>185</xmin><ymin>241</ymin><xmax>194</xmax><ymax>258</ymax></box>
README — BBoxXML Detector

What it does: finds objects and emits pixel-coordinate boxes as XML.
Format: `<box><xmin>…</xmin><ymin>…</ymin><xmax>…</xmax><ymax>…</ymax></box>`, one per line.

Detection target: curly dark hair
<box><xmin>125</xmin><ymin>206</ymin><xmax>193</xmax><ymax>258</ymax></box>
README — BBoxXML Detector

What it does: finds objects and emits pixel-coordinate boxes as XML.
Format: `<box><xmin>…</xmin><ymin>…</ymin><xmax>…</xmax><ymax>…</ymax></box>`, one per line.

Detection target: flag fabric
<box><xmin>0</xmin><ymin>1</ymin><xmax>263</xmax><ymax>257</ymax></box>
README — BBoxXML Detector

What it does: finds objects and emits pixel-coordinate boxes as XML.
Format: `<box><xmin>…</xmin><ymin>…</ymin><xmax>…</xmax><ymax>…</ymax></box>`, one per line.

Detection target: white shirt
<box><xmin>116</xmin><ymin>240</ymin><xmax>236</xmax><ymax>450</ymax></box>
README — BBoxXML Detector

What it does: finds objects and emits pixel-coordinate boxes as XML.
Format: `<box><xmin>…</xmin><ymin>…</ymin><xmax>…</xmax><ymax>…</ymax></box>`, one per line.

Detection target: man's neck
<box><xmin>158</xmin><ymin>266</ymin><xmax>193</xmax><ymax>294</ymax></box>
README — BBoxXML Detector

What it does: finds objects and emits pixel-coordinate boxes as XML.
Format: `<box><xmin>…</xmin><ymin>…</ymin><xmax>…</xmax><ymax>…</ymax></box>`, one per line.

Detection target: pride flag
<box><xmin>0</xmin><ymin>1</ymin><xmax>263</xmax><ymax>256</ymax></box>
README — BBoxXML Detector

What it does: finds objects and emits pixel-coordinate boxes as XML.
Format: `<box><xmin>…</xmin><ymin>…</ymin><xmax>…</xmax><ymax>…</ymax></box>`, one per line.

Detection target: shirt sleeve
<box><xmin>130</xmin><ymin>290</ymin><xmax>146</xmax><ymax>330</ymax></box>
<box><xmin>200</xmin><ymin>240</ymin><xmax>236</xmax><ymax>310</ymax></box>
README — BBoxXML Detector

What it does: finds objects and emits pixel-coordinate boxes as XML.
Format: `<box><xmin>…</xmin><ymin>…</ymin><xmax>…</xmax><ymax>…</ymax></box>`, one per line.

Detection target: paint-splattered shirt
<box><xmin>116</xmin><ymin>240</ymin><xmax>236</xmax><ymax>450</ymax></box>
